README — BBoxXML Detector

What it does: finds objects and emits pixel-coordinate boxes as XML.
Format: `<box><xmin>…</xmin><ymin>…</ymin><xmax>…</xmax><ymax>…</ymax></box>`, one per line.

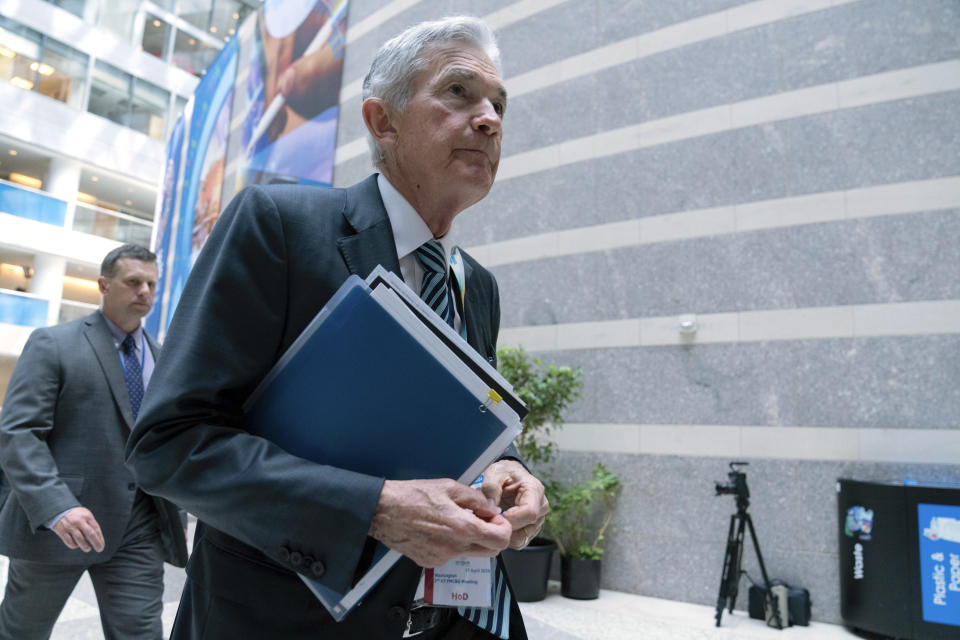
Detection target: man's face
<box><xmin>388</xmin><ymin>44</ymin><xmax>506</xmax><ymax>215</ymax></box>
<box><xmin>98</xmin><ymin>258</ymin><xmax>158</xmax><ymax>328</ymax></box>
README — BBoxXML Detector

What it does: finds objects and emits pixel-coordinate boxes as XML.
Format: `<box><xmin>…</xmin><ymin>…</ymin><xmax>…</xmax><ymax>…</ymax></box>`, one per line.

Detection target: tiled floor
<box><xmin>0</xmin><ymin>551</ymin><xmax>872</xmax><ymax>640</ymax></box>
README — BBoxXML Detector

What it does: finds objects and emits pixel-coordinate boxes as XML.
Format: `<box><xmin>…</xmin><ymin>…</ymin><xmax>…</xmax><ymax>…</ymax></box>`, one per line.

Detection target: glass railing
<box><xmin>59</xmin><ymin>299</ymin><xmax>98</xmax><ymax>324</ymax></box>
<box><xmin>0</xmin><ymin>179</ymin><xmax>67</xmax><ymax>226</ymax></box>
<box><xmin>0</xmin><ymin>289</ymin><xmax>49</xmax><ymax>328</ymax></box>
<box><xmin>73</xmin><ymin>202</ymin><xmax>153</xmax><ymax>245</ymax></box>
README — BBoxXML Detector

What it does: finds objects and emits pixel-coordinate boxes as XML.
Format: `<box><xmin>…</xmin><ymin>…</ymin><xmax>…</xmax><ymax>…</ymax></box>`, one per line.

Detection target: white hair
<box><xmin>361</xmin><ymin>16</ymin><xmax>501</xmax><ymax>166</ymax></box>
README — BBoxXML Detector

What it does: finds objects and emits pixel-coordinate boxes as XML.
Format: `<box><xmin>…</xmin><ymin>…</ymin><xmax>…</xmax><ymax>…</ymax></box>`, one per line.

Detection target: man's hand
<box><xmin>481</xmin><ymin>460</ymin><xmax>549</xmax><ymax>550</ymax></box>
<box><xmin>52</xmin><ymin>507</ymin><xmax>105</xmax><ymax>553</ymax></box>
<box><xmin>369</xmin><ymin>478</ymin><xmax>513</xmax><ymax>567</ymax></box>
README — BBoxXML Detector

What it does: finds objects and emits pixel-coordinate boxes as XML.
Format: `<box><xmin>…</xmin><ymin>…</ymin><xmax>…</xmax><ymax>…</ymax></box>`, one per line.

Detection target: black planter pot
<box><xmin>560</xmin><ymin>556</ymin><xmax>601</xmax><ymax>600</ymax></box>
<box><xmin>500</xmin><ymin>537</ymin><xmax>556</xmax><ymax>602</ymax></box>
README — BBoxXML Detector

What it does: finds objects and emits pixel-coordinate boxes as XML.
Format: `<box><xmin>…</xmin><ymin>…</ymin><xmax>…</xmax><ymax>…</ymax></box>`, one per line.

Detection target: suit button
<box><xmin>278</xmin><ymin>546</ymin><xmax>290</xmax><ymax>562</ymax></box>
<box><xmin>388</xmin><ymin>605</ymin><xmax>407</xmax><ymax>623</ymax></box>
<box><xmin>310</xmin><ymin>560</ymin><xmax>325</xmax><ymax>577</ymax></box>
<box><xmin>289</xmin><ymin>551</ymin><xmax>303</xmax><ymax>567</ymax></box>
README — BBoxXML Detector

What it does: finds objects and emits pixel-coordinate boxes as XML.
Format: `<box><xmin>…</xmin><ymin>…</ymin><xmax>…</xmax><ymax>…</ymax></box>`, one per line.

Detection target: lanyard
<box><xmin>449</xmin><ymin>247</ymin><xmax>468</xmax><ymax>340</ymax></box>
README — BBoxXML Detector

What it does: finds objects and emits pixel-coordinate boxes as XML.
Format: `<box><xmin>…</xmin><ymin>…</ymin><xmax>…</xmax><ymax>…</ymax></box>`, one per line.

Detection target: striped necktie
<box><xmin>414</xmin><ymin>239</ymin><xmax>454</xmax><ymax>327</ymax></box>
<box><xmin>414</xmin><ymin>240</ymin><xmax>512</xmax><ymax>639</ymax></box>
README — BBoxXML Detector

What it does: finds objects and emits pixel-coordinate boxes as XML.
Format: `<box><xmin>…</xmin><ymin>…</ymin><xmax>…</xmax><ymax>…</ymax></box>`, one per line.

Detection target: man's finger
<box><xmin>79</xmin><ymin>520</ymin><xmax>105</xmax><ymax>553</ymax></box>
<box><xmin>71</xmin><ymin>528</ymin><xmax>92</xmax><ymax>552</ymax></box>
<box><xmin>451</xmin><ymin>484</ymin><xmax>500</xmax><ymax>520</ymax></box>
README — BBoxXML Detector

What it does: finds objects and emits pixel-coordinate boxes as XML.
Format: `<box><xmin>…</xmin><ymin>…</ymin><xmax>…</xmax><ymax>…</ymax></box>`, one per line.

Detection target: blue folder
<box><xmin>242</xmin><ymin>274</ymin><xmax>522</xmax><ymax>620</ymax></box>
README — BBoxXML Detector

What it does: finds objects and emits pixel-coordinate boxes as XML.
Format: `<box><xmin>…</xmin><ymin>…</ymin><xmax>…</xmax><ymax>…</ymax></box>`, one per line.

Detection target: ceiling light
<box><xmin>91</xmin><ymin>175</ymin><xmax>99</xmax><ymax>182</ymax></box>
<box><xmin>10</xmin><ymin>76</ymin><xmax>34</xmax><ymax>90</ymax></box>
<box><xmin>228</xmin><ymin>28</ymin><xmax>235</xmax><ymax>35</ymax></box>
<box><xmin>77</xmin><ymin>191</ymin><xmax>97</xmax><ymax>203</ymax></box>
<box><xmin>209</xmin><ymin>26</ymin><xmax>217</xmax><ymax>33</ymax></box>
<box><xmin>9</xmin><ymin>172</ymin><xmax>42</xmax><ymax>189</ymax></box>
<box><xmin>36</xmin><ymin>63</ymin><xmax>54</xmax><ymax>76</ymax></box>
<box><xmin>8</xmin><ymin>149</ymin><xmax>17</xmax><ymax>156</ymax></box>
<box><xmin>153</xmin><ymin>19</ymin><xmax>162</xmax><ymax>27</ymax></box>
<box><xmin>232</xmin><ymin>12</ymin><xmax>239</xmax><ymax>19</ymax></box>
<box><xmin>125</xmin><ymin>200</ymin><xmax>133</xmax><ymax>206</ymax></box>
<box><xmin>0</xmin><ymin>47</ymin><xmax>15</xmax><ymax>57</ymax></box>
<box><xmin>189</xmin><ymin>38</ymin><xmax>196</xmax><ymax>45</ymax></box>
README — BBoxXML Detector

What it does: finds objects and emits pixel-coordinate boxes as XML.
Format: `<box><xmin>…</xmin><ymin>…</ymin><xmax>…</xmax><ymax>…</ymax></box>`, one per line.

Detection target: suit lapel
<box><xmin>84</xmin><ymin>312</ymin><xmax>135</xmax><ymax>429</ymax></box>
<box><xmin>337</xmin><ymin>175</ymin><xmax>402</xmax><ymax>279</ymax></box>
<box><xmin>336</xmin><ymin>176</ymin><xmax>492</xmax><ymax>359</ymax></box>
<box><xmin>460</xmin><ymin>255</ymin><xmax>493</xmax><ymax>357</ymax></box>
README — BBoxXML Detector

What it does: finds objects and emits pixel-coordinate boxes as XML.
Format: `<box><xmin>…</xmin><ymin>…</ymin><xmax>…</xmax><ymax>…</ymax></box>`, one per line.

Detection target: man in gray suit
<box><xmin>127</xmin><ymin>17</ymin><xmax>546</xmax><ymax>640</ymax></box>
<box><xmin>0</xmin><ymin>244</ymin><xmax>188</xmax><ymax>640</ymax></box>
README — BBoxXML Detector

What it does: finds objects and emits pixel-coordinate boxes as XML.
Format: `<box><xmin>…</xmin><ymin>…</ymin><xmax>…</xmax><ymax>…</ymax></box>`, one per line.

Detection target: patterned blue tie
<box><xmin>121</xmin><ymin>334</ymin><xmax>144</xmax><ymax>421</ymax></box>
<box><xmin>414</xmin><ymin>240</ymin><xmax>512</xmax><ymax>639</ymax></box>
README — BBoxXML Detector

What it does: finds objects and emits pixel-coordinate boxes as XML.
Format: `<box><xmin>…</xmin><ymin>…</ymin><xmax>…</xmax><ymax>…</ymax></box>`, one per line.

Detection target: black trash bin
<box><xmin>838</xmin><ymin>479</ymin><xmax>960</xmax><ymax>640</ymax></box>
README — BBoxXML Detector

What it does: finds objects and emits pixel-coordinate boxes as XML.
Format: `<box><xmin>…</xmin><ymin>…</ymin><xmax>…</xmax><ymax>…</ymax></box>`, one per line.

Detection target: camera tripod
<box><xmin>714</xmin><ymin>464</ymin><xmax>783</xmax><ymax>629</ymax></box>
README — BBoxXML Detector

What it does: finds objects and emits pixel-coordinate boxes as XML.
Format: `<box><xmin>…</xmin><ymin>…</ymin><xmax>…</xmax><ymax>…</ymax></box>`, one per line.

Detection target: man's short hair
<box><xmin>362</xmin><ymin>16</ymin><xmax>500</xmax><ymax>166</ymax></box>
<box><xmin>101</xmin><ymin>244</ymin><xmax>157</xmax><ymax>277</ymax></box>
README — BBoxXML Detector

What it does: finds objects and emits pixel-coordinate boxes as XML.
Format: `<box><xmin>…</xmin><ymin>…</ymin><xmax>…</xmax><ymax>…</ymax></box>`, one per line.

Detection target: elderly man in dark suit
<box><xmin>0</xmin><ymin>244</ymin><xmax>188</xmax><ymax>640</ymax></box>
<box><xmin>126</xmin><ymin>15</ymin><xmax>547</xmax><ymax>640</ymax></box>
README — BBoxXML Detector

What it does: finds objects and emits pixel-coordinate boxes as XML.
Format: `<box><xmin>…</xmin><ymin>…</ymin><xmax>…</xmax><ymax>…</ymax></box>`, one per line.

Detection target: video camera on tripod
<box><xmin>713</xmin><ymin>462</ymin><xmax>785</xmax><ymax>629</ymax></box>
<box><xmin>715</xmin><ymin>461</ymin><xmax>750</xmax><ymax>503</ymax></box>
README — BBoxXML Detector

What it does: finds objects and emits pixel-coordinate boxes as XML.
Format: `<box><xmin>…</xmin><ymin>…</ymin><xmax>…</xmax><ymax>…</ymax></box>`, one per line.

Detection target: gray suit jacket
<box><xmin>126</xmin><ymin>175</ymin><xmax>525</xmax><ymax>639</ymax></box>
<box><xmin>0</xmin><ymin>311</ymin><xmax>187</xmax><ymax>567</ymax></box>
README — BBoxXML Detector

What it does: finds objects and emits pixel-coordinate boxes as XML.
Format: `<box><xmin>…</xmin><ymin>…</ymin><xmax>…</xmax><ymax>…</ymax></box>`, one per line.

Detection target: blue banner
<box><xmin>146</xmin><ymin>115</ymin><xmax>185</xmax><ymax>337</ymax></box>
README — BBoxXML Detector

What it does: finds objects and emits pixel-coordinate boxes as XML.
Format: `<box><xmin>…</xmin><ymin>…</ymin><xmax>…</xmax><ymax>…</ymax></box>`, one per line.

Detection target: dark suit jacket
<box><xmin>126</xmin><ymin>175</ymin><xmax>525</xmax><ymax>639</ymax></box>
<box><xmin>0</xmin><ymin>311</ymin><xmax>187</xmax><ymax>567</ymax></box>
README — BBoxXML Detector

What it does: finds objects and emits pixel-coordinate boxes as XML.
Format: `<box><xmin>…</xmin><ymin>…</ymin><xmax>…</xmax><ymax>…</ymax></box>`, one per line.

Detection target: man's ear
<box><xmin>97</xmin><ymin>276</ymin><xmax>108</xmax><ymax>295</ymax></box>
<box><xmin>362</xmin><ymin>98</ymin><xmax>398</xmax><ymax>149</ymax></box>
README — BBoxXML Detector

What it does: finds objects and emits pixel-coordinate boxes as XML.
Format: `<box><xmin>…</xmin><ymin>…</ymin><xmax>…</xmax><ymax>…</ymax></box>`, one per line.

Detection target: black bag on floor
<box><xmin>787</xmin><ymin>586</ymin><xmax>811</xmax><ymax>626</ymax></box>
<box><xmin>747</xmin><ymin>581</ymin><xmax>812</xmax><ymax>626</ymax></box>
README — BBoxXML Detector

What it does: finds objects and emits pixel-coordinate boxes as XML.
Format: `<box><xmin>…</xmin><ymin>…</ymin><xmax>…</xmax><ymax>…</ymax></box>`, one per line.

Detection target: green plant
<box><xmin>544</xmin><ymin>463</ymin><xmax>622</xmax><ymax>560</ymax></box>
<box><xmin>497</xmin><ymin>346</ymin><xmax>583</xmax><ymax>467</ymax></box>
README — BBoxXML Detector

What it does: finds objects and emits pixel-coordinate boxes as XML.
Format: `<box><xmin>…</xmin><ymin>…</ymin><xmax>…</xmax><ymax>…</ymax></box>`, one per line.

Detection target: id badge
<box><xmin>413</xmin><ymin>474</ymin><xmax>494</xmax><ymax>608</ymax></box>
<box><xmin>414</xmin><ymin>557</ymin><xmax>494</xmax><ymax>608</ymax></box>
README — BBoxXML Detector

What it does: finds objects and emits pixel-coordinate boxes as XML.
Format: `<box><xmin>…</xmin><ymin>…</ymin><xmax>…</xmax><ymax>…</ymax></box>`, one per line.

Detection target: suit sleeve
<box><xmin>0</xmin><ymin>329</ymin><xmax>80</xmax><ymax>529</ymax></box>
<box><xmin>126</xmin><ymin>186</ymin><xmax>382</xmax><ymax>594</ymax></box>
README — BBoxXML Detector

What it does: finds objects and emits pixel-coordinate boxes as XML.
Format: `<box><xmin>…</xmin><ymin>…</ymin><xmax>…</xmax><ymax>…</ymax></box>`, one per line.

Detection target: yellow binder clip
<box><xmin>479</xmin><ymin>389</ymin><xmax>503</xmax><ymax>413</ymax></box>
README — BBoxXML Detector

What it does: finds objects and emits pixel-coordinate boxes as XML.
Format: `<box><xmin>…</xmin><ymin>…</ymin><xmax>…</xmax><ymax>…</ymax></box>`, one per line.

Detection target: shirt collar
<box><xmin>377</xmin><ymin>173</ymin><xmax>458</xmax><ymax>262</ymax></box>
<box><xmin>100</xmin><ymin>310</ymin><xmax>143</xmax><ymax>348</ymax></box>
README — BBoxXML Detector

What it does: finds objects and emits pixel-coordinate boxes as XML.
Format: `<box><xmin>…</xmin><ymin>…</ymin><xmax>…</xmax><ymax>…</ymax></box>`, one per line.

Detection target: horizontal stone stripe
<box><xmin>551</xmin><ymin>423</ymin><xmax>960</xmax><ymax>465</ymax></box>
<box><xmin>336</xmin><ymin>0</ymin><xmax>857</xmax><ymax>116</ymax></box>
<box><xmin>497</xmin><ymin>60</ymin><xmax>960</xmax><ymax>181</ymax></box>
<box><xmin>503</xmin><ymin>0</ymin><xmax>857</xmax><ymax>99</ymax></box>
<box><xmin>498</xmin><ymin>300</ymin><xmax>960</xmax><ymax>351</ymax></box>
<box><xmin>467</xmin><ymin>176</ymin><xmax>960</xmax><ymax>267</ymax></box>
<box><xmin>335</xmin><ymin>0</ymin><xmax>864</xmax><ymax>162</ymax></box>
<box><xmin>338</xmin><ymin>0</ymin><xmax>575</xmax><ymax>103</ymax></box>
<box><xmin>509</xmin><ymin>336</ymin><xmax>958</xmax><ymax>429</ymax></box>
<box><xmin>345</xmin><ymin>0</ymin><xmax>423</xmax><ymax>45</ymax></box>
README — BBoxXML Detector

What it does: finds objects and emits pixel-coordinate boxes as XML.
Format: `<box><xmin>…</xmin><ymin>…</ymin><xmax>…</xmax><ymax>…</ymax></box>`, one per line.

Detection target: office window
<box><xmin>171</xmin><ymin>29</ymin><xmax>218</xmax><ymax>77</ymax></box>
<box><xmin>88</xmin><ymin>60</ymin><xmax>133</xmax><ymax>127</ymax></box>
<box><xmin>42</xmin><ymin>0</ymin><xmax>88</xmax><ymax>19</ymax></box>
<box><xmin>178</xmin><ymin>0</ymin><xmax>250</xmax><ymax>40</ymax></box>
<box><xmin>36</xmin><ymin>38</ymin><xmax>88</xmax><ymax>110</ymax></box>
<box><xmin>0</xmin><ymin>17</ymin><xmax>88</xmax><ymax>109</ymax></box>
<box><xmin>142</xmin><ymin>14</ymin><xmax>171</xmax><ymax>59</ymax></box>
<box><xmin>130</xmin><ymin>77</ymin><xmax>169</xmax><ymax>140</ymax></box>
<box><xmin>97</xmin><ymin>0</ymin><xmax>140</xmax><ymax>44</ymax></box>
